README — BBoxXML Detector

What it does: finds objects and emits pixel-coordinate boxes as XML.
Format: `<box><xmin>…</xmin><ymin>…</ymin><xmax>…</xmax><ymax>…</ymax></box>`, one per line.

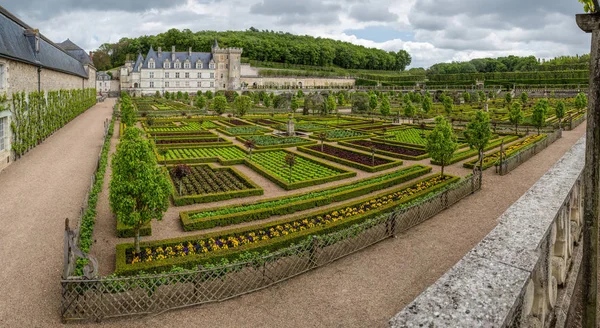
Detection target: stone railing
<box><xmin>390</xmin><ymin>136</ymin><xmax>586</xmax><ymax>327</ymax></box>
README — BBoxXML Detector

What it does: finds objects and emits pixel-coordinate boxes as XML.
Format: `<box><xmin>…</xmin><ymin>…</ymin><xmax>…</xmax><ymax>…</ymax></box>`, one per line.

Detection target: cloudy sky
<box><xmin>1</xmin><ymin>0</ymin><xmax>590</xmax><ymax>68</ymax></box>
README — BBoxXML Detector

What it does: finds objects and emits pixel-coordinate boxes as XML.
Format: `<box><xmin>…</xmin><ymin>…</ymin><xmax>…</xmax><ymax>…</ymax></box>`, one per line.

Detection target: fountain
<box><xmin>274</xmin><ymin>113</ymin><xmax>308</xmax><ymax>137</ymax></box>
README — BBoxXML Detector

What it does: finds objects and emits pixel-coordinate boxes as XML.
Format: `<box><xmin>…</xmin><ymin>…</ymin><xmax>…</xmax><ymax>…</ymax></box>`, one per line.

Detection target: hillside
<box><xmin>92</xmin><ymin>28</ymin><xmax>412</xmax><ymax>72</ymax></box>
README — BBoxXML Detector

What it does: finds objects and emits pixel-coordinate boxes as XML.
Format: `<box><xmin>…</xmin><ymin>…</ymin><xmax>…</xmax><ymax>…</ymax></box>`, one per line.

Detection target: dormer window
<box><xmin>148</xmin><ymin>60</ymin><xmax>155</xmax><ymax>69</ymax></box>
<box><xmin>209</xmin><ymin>63</ymin><xmax>215</xmax><ymax>69</ymax></box>
<box><xmin>196</xmin><ymin>61</ymin><xmax>203</xmax><ymax>69</ymax></box>
<box><xmin>184</xmin><ymin>61</ymin><xmax>191</xmax><ymax>69</ymax></box>
<box><xmin>164</xmin><ymin>60</ymin><xmax>171</xmax><ymax>69</ymax></box>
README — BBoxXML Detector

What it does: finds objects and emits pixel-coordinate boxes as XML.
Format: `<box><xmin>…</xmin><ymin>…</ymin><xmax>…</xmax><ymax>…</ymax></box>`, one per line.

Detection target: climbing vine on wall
<box><xmin>9</xmin><ymin>88</ymin><xmax>96</xmax><ymax>157</ymax></box>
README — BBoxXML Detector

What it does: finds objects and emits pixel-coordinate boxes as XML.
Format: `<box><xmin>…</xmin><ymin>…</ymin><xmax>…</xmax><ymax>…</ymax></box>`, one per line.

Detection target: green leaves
<box><xmin>213</xmin><ymin>96</ymin><xmax>227</xmax><ymax>115</ymax></box>
<box><xmin>578</xmin><ymin>0</ymin><xmax>596</xmax><ymax>12</ymax></box>
<box><xmin>426</xmin><ymin>116</ymin><xmax>457</xmax><ymax>174</ymax></box>
<box><xmin>465</xmin><ymin>111</ymin><xmax>492</xmax><ymax>153</ymax></box>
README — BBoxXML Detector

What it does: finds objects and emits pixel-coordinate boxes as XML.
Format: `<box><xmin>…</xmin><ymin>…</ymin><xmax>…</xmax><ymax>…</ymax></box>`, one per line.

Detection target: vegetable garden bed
<box><xmin>236</xmin><ymin>135</ymin><xmax>316</xmax><ymax>149</ymax></box>
<box><xmin>217</xmin><ymin>126</ymin><xmax>271</xmax><ymax>136</ymax></box>
<box><xmin>157</xmin><ymin>145</ymin><xmax>247</xmax><ymax>165</ymax></box>
<box><xmin>464</xmin><ymin>134</ymin><xmax>547</xmax><ymax>170</ymax></box>
<box><xmin>308</xmin><ymin>129</ymin><xmax>372</xmax><ymax>142</ymax></box>
<box><xmin>245</xmin><ymin>150</ymin><xmax>355</xmax><ymax>190</ymax></box>
<box><xmin>376</xmin><ymin>128</ymin><xmax>431</xmax><ymax>148</ymax></box>
<box><xmin>299</xmin><ymin>144</ymin><xmax>403</xmax><ymax>172</ymax></box>
<box><xmin>116</xmin><ymin>174</ymin><xmax>459</xmax><ymax>275</ymax></box>
<box><xmin>339</xmin><ymin>140</ymin><xmax>429</xmax><ymax>160</ymax></box>
<box><xmin>167</xmin><ymin>164</ymin><xmax>263</xmax><ymax>206</ymax></box>
<box><xmin>180</xmin><ymin>164</ymin><xmax>432</xmax><ymax>231</ymax></box>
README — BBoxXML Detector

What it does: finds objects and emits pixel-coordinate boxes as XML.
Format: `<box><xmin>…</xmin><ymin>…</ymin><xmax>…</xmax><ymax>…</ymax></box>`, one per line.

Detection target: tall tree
<box><xmin>426</xmin><ymin>116</ymin><xmax>457</xmax><ymax>177</ymax></box>
<box><xmin>234</xmin><ymin>95</ymin><xmax>252</xmax><ymax>117</ymax></box>
<box><xmin>352</xmin><ymin>93</ymin><xmax>370</xmax><ymax>113</ymax></box>
<box><xmin>532</xmin><ymin>98</ymin><xmax>549</xmax><ymax>134</ymax></box>
<box><xmin>109</xmin><ymin>127</ymin><xmax>171</xmax><ymax>254</ymax></box>
<box><xmin>195</xmin><ymin>95</ymin><xmax>206</xmax><ymax>110</ymax></box>
<box><xmin>442</xmin><ymin>95</ymin><xmax>453</xmax><ymax>116</ymax></box>
<box><xmin>465</xmin><ymin>111</ymin><xmax>492</xmax><ymax>170</ymax></box>
<box><xmin>213</xmin><ymin>95</ymin><xmax>228</xmax><ymax>115</ymax></box>
<box><xmin>462</xmin><ymin>92</ymin><xmax>471</xmax><ymax>103</ymax></box>
<box><xmin>403</xmin><ymin>101</ymin><xmax>416</xmax><ymax>118</ymax></box>
<box><xmin>422</xmin><ymin>95</ymin><xmax>433</xmax><ymax>114</ymax></box>
<box><xmin>369</xmin><ymin>93</ymin><xmax>378</xmax><ymax>113</ymax></box>
<box><xmin>509</xmin><ymin>101</ymin><xmax>524</xmax><ymax>133</ymax></box>
<box><xmin>555</xmin><ymin>100</ymin><xmax>566</xmax><ymax>130</ymax></box>
<box><xmin>520</xmin><ymin>92</ymin><xmax>529</xmax><ymax>105</ymax></box>
<box><xmin>380</xmin><ymin>95</ymin><xmax>391</xmax><ymax>117</ymax></box>
<box><xmin>505</xmin><ymin>92</ymin><xmax>512</xmax><ymax>105</ymax></box>
<box><xmin>290</xmin><ymin>96</ymin><xmax>299</xmax><ymax>112</ymax></box>
<box><xmin>326</xmin><ymin>95</ymin><xmax>337</xmax><ymax>115</ymax></box>
<box><xmin>575</xmin><ymin>92</ymin><xmax>588</xmax><ymax>110</ymax></box>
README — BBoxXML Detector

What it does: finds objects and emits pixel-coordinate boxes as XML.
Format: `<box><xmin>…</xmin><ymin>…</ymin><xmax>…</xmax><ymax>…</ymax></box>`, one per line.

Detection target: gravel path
<box><xmin>0</xmin><ymin>99</ymin><xmax>114</xmax><ymax>327</ymax></box>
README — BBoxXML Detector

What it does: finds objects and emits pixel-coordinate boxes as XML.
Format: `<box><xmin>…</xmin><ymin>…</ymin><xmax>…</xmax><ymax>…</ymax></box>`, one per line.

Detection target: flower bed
<box><xmin>298</xmin><ymin>144</ymin><xmax>403</xmax><ymax>173</ymax></box>
<box><xmin>168</xmin><ymin>164</ymin><xmax>263</xmax><ymax>206</ymax></box>
<box><xmin>464</xmin><ymin>134</ymin><xmax>547</xmax><ymax>170</ymax></box>
<box><xmin>157</xmin><ymin>145</ymin><xmax>247</xmax><ymax>165</ymax></box>
<box><xmin>308</xmin><ymin>129</ymin><xmax>372</xmax><ymax>141</ymax></box>
<box><xmin>236</xmin><ymin>135</ymin><xmax>316</xmax><ymax>149</ymax></box>
<box><xmin>116</xmin><ymin>174</ymin><xmax>459</xmax><ymax>275</ymax></box>
<box><xmin>340</xmin><ymin>140</ymin><xmax>429</xmax><ymax>160</ymax></box>
<box><xmin>431</xmin><ymin>135</ymin><xmax>521</xmax><ymax>165</ymax></box>
<box><xmin>180</xmin><ymin>164</ymin><xmax>432</xmax><ymax>231</ymax></box>
<box><xmin>217</xmin><ymin>126</ymin><xmax>271</xmax><ymax>136</ymax></box>
<box><xmin>245</xmin><ymin>150</ymin><xmax>355</xmax><ymax>190</ymax></box>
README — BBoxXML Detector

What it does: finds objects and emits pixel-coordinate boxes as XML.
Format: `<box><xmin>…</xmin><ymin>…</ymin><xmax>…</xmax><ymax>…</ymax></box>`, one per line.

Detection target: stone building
<box><xmin>120</xmin><ymin>40</ymin><xmax>243</xmax><ymax>96</ymax></box>
<box><xmin>96</xmin><ymin>71</ymin><xmax>120</xmax><ymax>95</ymax></box>
<box><xmin>0</xmin><ymin>5</ymin><xmax>96</xmax><ymax>171</ymax></box>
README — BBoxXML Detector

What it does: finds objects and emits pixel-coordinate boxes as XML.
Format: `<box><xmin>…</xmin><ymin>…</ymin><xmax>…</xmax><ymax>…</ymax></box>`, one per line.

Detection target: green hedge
<box><xmin>235</xmin><ymin>136</ymin><xmax>317</xmax><ymax>149</ymax></box>
<box><xmin>116</xmin><ymin>174</ymin><xmax>460</xmax><ymax>275</ymax></box>
<box><xmin>338</xmin><ymin>140</ymin><xmax>429</xmax><ymax>161</ymax></box>
<box><xmin>156</xmin><ymin>145</ymin><xmax>248</xmax><ymax>165</ymax></box>
<box><xmin>117</xmin><ymin>221</ymin><xmax>152</xmax><ymax>238</ymax></box>
<box><xmin>243</xmin><ymin>150</ymin><xmax>356</xmax><ymax>190</ymax></box>
<box><xmin>166</xmin><ymin>165</ymin><xmax>264</xmax><ymax>206</ymax></box>
<box><xmin>431</xmin><ymin>135</ymin><xmax>520</xmax><ymax>165</ymax></box>
<box><xmin>464</xmin><ymin>134</ymin><xmax>548</xmax><ymax>169</ymax></box>
<box><xmin>180</xmin><ymin>165</ymin><xmax>432</xmax><ymax>231</ymax></box>
<box><xmin>297</xmin><ymin>145</ymin><xmax>403</xmax><ymax>173</ymax></box>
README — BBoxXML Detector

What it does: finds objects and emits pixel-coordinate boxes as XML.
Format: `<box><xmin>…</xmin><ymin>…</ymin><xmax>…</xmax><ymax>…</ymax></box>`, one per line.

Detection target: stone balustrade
<box><xmin>390</xmin><ymin>136</ymin><xmax>586</xmax><ymax>327</ymax></box>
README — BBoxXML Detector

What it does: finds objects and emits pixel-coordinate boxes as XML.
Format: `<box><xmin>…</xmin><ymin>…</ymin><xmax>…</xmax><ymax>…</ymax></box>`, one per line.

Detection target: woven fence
<box><xmin>60</xmin><ymin>173</ymin><xmax>481</xmax><ymax>322</ymax></box>
<box><xmin>496</xmin><ymin>129</ymin><xmax>562</xmax><ymax>176</ymax></box>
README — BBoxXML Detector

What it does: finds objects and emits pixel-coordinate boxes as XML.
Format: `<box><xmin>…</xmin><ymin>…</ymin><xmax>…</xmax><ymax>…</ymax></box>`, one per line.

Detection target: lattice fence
<box><xmin>496</xmin><ymin>129</ymin><xmax>562</xmax><ymax>176</ymax></box>
<box><xmin>61</xmin><ymin>173</ymin><xmax>481</xmax><ymax>322</ymax></box>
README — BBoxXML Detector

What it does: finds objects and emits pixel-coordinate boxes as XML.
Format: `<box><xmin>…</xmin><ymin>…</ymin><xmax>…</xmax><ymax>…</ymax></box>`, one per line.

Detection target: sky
<box><xmin>0</xmin><ymin>0</ymin><xmax>591</xmax><ymax>68</ymax></box>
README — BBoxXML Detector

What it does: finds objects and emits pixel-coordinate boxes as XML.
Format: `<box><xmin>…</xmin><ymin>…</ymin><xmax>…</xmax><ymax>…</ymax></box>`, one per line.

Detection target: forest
<box><xmin>92</xmin><ymin>28</ymin><xmax>412</xmax><ymax>72</ymax></box>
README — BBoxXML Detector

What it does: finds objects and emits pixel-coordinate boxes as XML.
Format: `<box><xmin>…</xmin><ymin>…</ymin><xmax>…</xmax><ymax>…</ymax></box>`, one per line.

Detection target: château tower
<box><xmin>211</xmin><ymin>39</ymin><xmax>243</xmax><ymax>91</ymax></box>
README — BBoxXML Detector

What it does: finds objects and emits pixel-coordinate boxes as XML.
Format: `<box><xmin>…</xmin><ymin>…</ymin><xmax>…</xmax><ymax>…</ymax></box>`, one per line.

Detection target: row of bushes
<box><xmin>180</xmin><ymin>164</ymin><xmax>432</xmax><ymax>231</ymax></box>
<box><xmin>116</xmin><ymin>174</ymin><xmax>460</xmax><ymax>275</ymax></box>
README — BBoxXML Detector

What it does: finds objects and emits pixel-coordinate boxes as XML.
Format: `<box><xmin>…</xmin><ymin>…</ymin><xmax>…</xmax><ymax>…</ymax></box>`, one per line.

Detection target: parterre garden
<box><xmin>93</xmin><ymin>92</ymin><xmax>583</xmax><ymax>278</ymax></box>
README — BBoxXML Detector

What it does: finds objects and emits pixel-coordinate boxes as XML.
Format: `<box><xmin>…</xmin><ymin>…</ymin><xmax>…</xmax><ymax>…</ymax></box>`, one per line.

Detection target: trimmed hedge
<box><xmin>338</xmin><ymin>140</ymin><xmax>429</xmax><ymax>161</ymax></box>
<box><xmin>167</xmin><ymin>164</ymin><xmax>264</xmax><ymax>206</ymax></box>
<box><xmin>156</xmin><ymin>145</ymin><xmax>248</xmax><ymax>165</ymax></box>
<box><xmin>243</xmin><ymin>149</ymin><xmax>356</xmax><ymax>190</ymax></box>
<box><xmin>235</xmin><ymin>136</ymin><xmax>317</xmax><ymax>149</ymax></box>
<box><xmin>431</xmin><ymin>135</ymin><xmax>520</xmax><ymax>165</ymax></box>
<box><xmin>308</xmin><ymin>130</ymin><xmax>374</xmax><ymax>142</ymax></box>
<box><xmin>116</xmin><ymin>174</ymin><xmax>460</xmax><ymax>275</ymax></box>
<box><xmin>297</xmin><ymin>145</ymin><xmax>403</xmax><ymax>173</ymax></box>
<box><xmin>180</xmin><ymin>164</ymin><xmax>432</xmax><ymax>231</ymax></box>
<box><xmin>117</xmin><ymin>221</ymin><xmax>152</xmax><ymax>238</ymax></box>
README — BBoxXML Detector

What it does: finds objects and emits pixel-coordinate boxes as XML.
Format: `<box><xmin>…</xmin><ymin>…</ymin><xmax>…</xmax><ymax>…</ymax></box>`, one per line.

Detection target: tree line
<box><xmin>93</xmin><ymin>28</ymin><xmax>411</xmax><ymax>72</ymax></box>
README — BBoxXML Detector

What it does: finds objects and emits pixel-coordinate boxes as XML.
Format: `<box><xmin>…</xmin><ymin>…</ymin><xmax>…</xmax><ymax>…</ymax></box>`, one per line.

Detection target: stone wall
<box><xmin>390</xmin><ymin>137</ymin><xmax>586</xmax><ymax>327</ymax></box>
<box><xmin>240</xmin><ymin>76</ymin><xmax>355</xmax><ymax>89</ymax></box>
<box><xmin>240</xmin><ymin>63</ymin><xmax>258</xmax><ymax>77</ymax></box>
<box><xmin>7</xmin><ymin>59</ymin><xmax>88</xmax><ymax>92</ymax></box>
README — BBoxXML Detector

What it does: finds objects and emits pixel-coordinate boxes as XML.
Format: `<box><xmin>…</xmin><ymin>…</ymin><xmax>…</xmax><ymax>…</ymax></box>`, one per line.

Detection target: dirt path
<box><xmin>0</xmin><ymin>99</ymin><xmax>114</xmax><ymax>327</ymax></box>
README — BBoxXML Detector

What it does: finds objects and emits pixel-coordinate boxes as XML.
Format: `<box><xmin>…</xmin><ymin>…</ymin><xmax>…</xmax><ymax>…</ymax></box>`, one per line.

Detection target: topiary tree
<box><xmin>177</xmin><ymin>91</ymin><xmax>183</xmax><ymax>100</ymax></box>
<box><xmin>234</xmin><ymin>95</ymin><xmax>252</xmax><ymax>117</ymax></box>
<box><xmin>505</xmin><ymin>92</ymin><xmax>512</xmax><ymax>105</ymax></box>
<box><xmin>426</xmin><ymin>116</ymin><xmax>457</xmax><ymax>177</ymax></box>
<box><xmin>290</xmin><ymin>96</ymin><xmax>299</xmax><ymax>112</ymax></box>
<box><xmin>172</xmin><ymin>164</ymin><xmax>192</xmax><ymax>196</ymax></box>
<box><xmin>369</xmin><ymin>93</ymin><xmax>378</xmax><ymax>116</ymax></box>
<box><xmin>575</xmin><ymin>92</ymin><xmax>588</xmax><ymax>110</ymax></box>
<box><xmin>380</xmin><ymin>95</ymin><xmax>391</xmax><ymax>117</ymax></box>
<box><xmin>520</xmin><ymin>92</ymin><xmax>529</xmax><ymax>105</ymax></box>
<box><xmin>109</xmin><ymin>127</ymin><xmax>171</xmax><ymax>254</ymax></box>
<box><xmin>297</xmin><ymin>90</ymin><xmax>304</xmax><ymax>98</ymax></box>
<box><xmin>263</xmin><ymin>94</ymin><xmax>272</xmax><ymax>108</ymax></box>
<box><xmin>337</xmin><ymin>92</ymin><xmax>345</xmax><ymax>106</ymax></box>
<box><xmin>326</xmin><ymin>95</ymin><xmax>337</xmax><ymax>115</ymax></box>
<box><xmin>196</xmin><ymin>90</ymin><xmax>203</xmax><ymax>97</ymax></box>
<box><xmin>464</xmin><ymin>111</ymin><xmax>492</xmax><ymax>170</ymax></box>
<box><xmin>165</xmin><ymin>91</ymin><xmax>170</xmax><ymax>99</ymax></box>
<box><xmin>284</xmin><ymin>152</ymin><xmax>296</xmax><ymax>183</ymax></box>
<box><xmin>195</xmin><ymin>95</ymin><xmax>206</xmax><ymax>110</ymax></box>
<box><xmin>352</xmin><ymin>92</ymin><xmax>370</xmax><ymax>113</ymax></box>
<box><xmin>478</xmin><ymin>90</ymin><xmax>486</xmax><ymax>104</ymax></box>
<box><xmin>555</xmin><ymin>100</ymin><xmax>566</xmax><ymax>130</ymax></box>
<box><xmin>509</xmin><ymin>101</ymin><xmax>524</xmax><ymax>133</ymax></box>
<box><xmin>442</xmin><ymin>96</ymin><xmax>453</xmax><ymax>116</ymax></box>
<box><xmin>423</xmin><ymin>95</ymin><xmax>433</xmax><ymax>114</ymax></box>
<box><xmin>403</xmin><ymin>101</ymin><xmax>416</xmax><ymax>119</ymax></box>
<box><xmin>462</xmin><ymin>91</ymin><xmax>471</xmax><ymax>103</ymax></box>
<box><xmin>206</xmin><ymin>90</ymin><xmax>213</xmax><ymax>100</ymax></box>
<box><xmin>213</xmin><ymin>95</ymin><xmax>227</xmax><ymax>115</ymax></box>
<box><xmin>532</xmin><ymin>98</ymin><xmax>549</xmax><ymax>134</ymax></box>
<box><xmin>155</xmin><ymin>91</ymin><xmax>161</xmax><ymax>98</ymax></box>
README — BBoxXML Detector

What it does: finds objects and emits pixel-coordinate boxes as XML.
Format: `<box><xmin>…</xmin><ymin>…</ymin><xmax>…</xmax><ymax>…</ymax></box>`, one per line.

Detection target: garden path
<box><xmin>0</xmin><ymin>99</ymin><xmax>114</xmax><ymax>327</ymax></box>
<box><xmin>88</xmin><ymin>122</ymin><xmax>585</xmax><ymax>327</ymax></box>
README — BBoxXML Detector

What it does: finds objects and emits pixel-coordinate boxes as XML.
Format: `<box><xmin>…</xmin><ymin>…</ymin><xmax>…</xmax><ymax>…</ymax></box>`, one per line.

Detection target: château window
<box><xmin>149</xmin><ymin>81</ymin><xmax>154</xmax><ymax>88</ymax></box>
<box><xmin>0</xmin><ymin>116</ymin><xmax>6</xmax><ymax>152</ymax></box>
<box><xmin>176</xmin><ymin>81</ymin><xmax>180</xmax><ymax>87</ymax></box>
<box><xmin>220</xmin><ymin>74</ymin><xmax>224</xmax><ymax>79</ymax></box>
<box><xmin>165</xmin><ymin>81</ymin><xmax>170</xmax><ymax>88</ymax></box>
<box><xmin>175</xmin><ymin>72</ymin><xmax>180</xmax><ymax>79</ymax></box>
<box><xmin>196</xmin><ymin>62</ymin><xmax>202</xmax><ymax>69</ymax></box>
<box><xmin>149</xmin><ymin>72</ymin><xmax>154</xmax><ymax>79</ymax></box>
<box><xmin>209</xmin><ymin>63</ymin><xmax>215</xmax><ymax>69</ymax></box>
<box><xmin>197</xmin><ymin>72</ymin><xmax>201</xmax><ymax>79</ymax></box>
<box><xmin>175</xmin><ymin>62</ymin><xmax>181</xmax><ymax>69</ymax></box>
<box><xmin>185</xmin><ymin>72</ymin><xmax>190</xmax><ymax>79</ymax></box>
<box><xmin>165</xmin><ymin>72</ymin><xmax>169</xmax><ymax>79</ymax></box>
<box><xmin>164</xmin><ymin>62</ymin><xmax>170</xmax><ymax>69</ymax></box>
<box><xmin>210</xmin><ymin>73</ymin><xmax>214</xmax><ymax>79</ymax></box>
<box><xmin>184</xmin><ymin>62</ymin><xmax>190</xmax><ymax>69</ymax></box>
<box><xmin>148</xmin><ymin>61</ymin><xmax>155</xmax><ymax>69</ymax></box>
<box><xmin>210</xmin><ymin>82</ymin><xmax>214</xmax><ymax>87</ymax></box>
<box><xmin>185</xmin><ymin>81</ymin><xmax>190</xmax><ymax>87</ymax></box>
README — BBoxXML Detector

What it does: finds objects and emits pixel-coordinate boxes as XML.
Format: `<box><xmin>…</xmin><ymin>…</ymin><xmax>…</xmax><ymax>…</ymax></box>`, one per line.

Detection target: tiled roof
<box><xmin>133</xmin><ymin>46</ymin><xmax>214</xmax><ymax>72</ymax></box>
<box><xmin>57</xmin><ymin>39</ymin><xmax>93</xmax><ymax>65</ymax></box>
<box><xmin>0</xmin><ymin>6</ymin><xmax>88</xmax><ymax>78</ymax></box>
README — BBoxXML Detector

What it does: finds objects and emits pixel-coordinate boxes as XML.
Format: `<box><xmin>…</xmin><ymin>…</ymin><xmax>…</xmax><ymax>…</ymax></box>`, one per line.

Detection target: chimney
<box><xmin>89</xmin><ymin>51</ymin><xmax>94</xmax><ymax>61</ymax></box>
<box><xmin>189</xmin><ymin>47</ymin><xmax>192</xmax><ymax>56</ymax></box>
<box><xmin>24</xmin><ymin>28</ymin><xmax>40</xmax><ymax>53</ymax></box>
<box><xmin>158</xmin><ymin>47</ymin><xmax>162</xmax><ymax>56</ymax></box>
<box><xmin>172</xmin><ymin>46</ymin><xmax>176</xmax><ymax>61</ymax></box>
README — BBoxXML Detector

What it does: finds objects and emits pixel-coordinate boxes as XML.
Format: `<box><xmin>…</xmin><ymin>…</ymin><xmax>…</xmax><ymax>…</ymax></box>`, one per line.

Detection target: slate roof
<box><xmin>133</xmin><ymin>46</ymin><xmax>214</xmax><ymax>72</ymax></box>
<box><xmin>56</xmin><ymin>39</ymin><xmax>93</xmax><ymax>65</ymax></box>
<box><xmin>0</xmin><ymin>6</ymin><xmax>88</xmax><ymax>78</ymax></box>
